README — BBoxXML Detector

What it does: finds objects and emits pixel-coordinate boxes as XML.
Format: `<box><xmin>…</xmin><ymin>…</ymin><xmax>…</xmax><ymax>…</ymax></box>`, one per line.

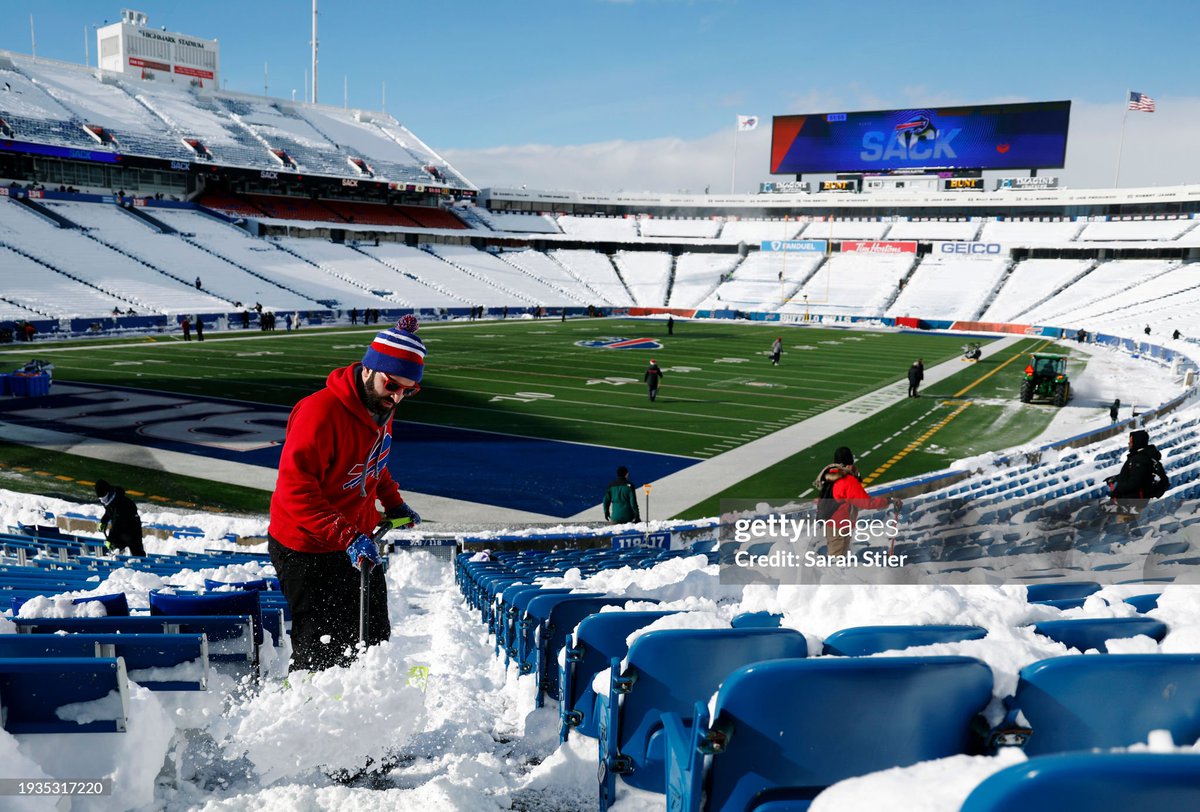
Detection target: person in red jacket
<box><xmin>816</xmin><ymin>446</ymin><xmax>901</xmax><ymax>558</ymax></box>
<box><xmin>268</xmin><ymin>314</ymin><xmax>424</xmax><ymax>671</ymax></box>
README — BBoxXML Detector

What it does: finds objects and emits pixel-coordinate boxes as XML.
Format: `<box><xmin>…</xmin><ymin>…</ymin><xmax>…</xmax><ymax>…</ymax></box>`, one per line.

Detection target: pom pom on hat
<box><xmin>363</xmin><ymin>315</ymin><xmax>426</xmax><ymax>383</ymax></box>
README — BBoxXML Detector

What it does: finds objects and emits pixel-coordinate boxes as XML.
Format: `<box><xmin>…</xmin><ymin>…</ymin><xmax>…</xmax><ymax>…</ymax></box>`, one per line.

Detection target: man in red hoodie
<box><xmin>269</xmin><ymin>315</ymin><xmax>424</xmax><ymax>671</ymax></box>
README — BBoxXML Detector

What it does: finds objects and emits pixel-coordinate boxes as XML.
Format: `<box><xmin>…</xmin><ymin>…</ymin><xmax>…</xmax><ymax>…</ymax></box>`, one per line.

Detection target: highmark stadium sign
<box><xmin>760</xmin><ymin>239</ymin><xmax>828</xmax><ymax>253</ymax></box>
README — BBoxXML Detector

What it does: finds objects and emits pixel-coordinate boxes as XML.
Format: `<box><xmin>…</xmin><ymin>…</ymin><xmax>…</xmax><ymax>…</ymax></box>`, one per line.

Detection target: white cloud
<box><xmin>444</xmin><ymin>97</ymin><xmax>1200</xmax><ymax>194</ymax></box>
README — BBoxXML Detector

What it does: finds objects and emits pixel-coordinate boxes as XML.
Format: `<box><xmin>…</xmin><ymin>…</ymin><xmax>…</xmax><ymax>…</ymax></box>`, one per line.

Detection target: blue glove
<box><xmin>347</xmin><ymin>534</ymin><xmax>381</xmax><ymax>571</ymax></box>
<box><xmin>387</xmin><ymin>502</ymin><xmax>421</xmax><ymax>527</ymax></box>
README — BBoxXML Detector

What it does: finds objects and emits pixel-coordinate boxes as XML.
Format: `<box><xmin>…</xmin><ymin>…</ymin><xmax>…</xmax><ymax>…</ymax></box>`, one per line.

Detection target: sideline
<box><xmin>0</xmin><ymin>317</ymin><xmax>556</xmax><ymax>356</ymax></box>
<box><xmin>568</xmin><ymin>335</ymin><xmax>1028</xmax><ymax>521</ymax></box>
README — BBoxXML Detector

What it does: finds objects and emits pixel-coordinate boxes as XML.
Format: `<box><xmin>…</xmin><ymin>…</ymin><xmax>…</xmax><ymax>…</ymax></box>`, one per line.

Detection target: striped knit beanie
<box><xmin>362</xmin><ymin>315</ymin><xmax>426</xmax><ymax>383</ymax></box>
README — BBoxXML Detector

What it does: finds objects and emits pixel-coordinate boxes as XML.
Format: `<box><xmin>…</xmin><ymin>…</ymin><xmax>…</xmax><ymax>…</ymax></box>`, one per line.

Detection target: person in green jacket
<box><xmin>603</xmin><ymin>466</ymin><xmax>641</xmax><ymax>523</ymax></box>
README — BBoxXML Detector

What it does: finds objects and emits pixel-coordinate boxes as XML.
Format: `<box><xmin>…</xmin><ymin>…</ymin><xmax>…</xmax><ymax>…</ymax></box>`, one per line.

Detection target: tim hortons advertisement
<box><xmin>840</xmin><ymin>241</ymin><xmax>918</xmax><ymax>254</ymax></box>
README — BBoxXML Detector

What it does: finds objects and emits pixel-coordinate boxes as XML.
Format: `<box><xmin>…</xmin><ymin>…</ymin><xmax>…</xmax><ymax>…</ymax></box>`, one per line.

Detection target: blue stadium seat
<box><xmin>1003</xmin><ymin>654</ymin><xmax>1200</xmax><ymax>756</ymax></box>
<box><xmin>560</xmin><ymin>610</ymin><xmax>678</xmax><ymax>743</ymax></box>
<box><xmin>1124</xmin><ymin>592</ymin><xmax>1161</xmax><ymax>613</ymax></box>
<box><xmin>663</xmin><ymin>656</ymin><xmax>992</xmax><ymax>812</ymax></box>
<box><xmin>961</xmin><ymin>753</ymin><xmax>1200</xmax><ymax>812</ymax></box>
<box><xmin>513</xmin><ymin>590</ymin><xmax>602</xmax><ymax>671</ymax></box>
<box><xmin>596</xmin><ymin>627</ymin><xmax>808</xmax><ymax>808</ymax></box>
<box><xmin>730</xmin><ymin>611</ymin><xmax>783</xmax><ymax>629</ymax></box>
<box><xmin>204</xmin><ymin>578</ymin><xmax>271</xmax><ymax>592</ymax></box>
<box><xmin>821</xmin><ymin>624</ymin><xmax>987</xmax><ymax>656</ymax></box>
<box><xmin>74</xmin><ymin>592</ymin><xmax>131</xmax><ymax>616</ymax></box>
<box><xmin>1031</xmin><ymin>616</ymin><xmax>1167</xmax><ymax>652</ymax></box>
<box><xmin>13</xmin><ymin>615</ymin><xmax>255</xmax><ymax>669</ymax></box>
<box><xmin>0</xmin><ymin>657</ymin><xmax>130</xmax><ymax>733</ymax></box>
<box><xmin>0</xmin><ymin>633</ymin><xmax>208</xmax><ymax>691</ymax></box>
<box><xmin>532</xmin><ymin>595</ymin><xmax>647</xmax><ymax>705</ymax></box>
<box><xmin>150</xmin><ymin>588</ymin><xmax>263</xmax><ymax>648</ymax></box>
<box><xmin>1025</xmin><ymin>581</ymin><xmax>1101</xmax><ymax>603</ymax></box>
<box><xmin>499</xmin><ymin>584</ymin><xmax>567</xmax><ymax>660</ymax></box>
<box><xmin>259</xmin><ymin>606</ymin><xmax>287</xmax><ymax>648</ymax></box>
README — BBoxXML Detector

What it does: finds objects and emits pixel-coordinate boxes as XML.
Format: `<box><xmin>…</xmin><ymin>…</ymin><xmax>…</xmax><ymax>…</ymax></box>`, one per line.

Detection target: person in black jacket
<box><xmin>907</xmin><ymin>359</ymin><xmax>924</xmax><ymax>398</ymax></box>
<box><xmin>95</xmin><ymin>479</ymin><xmax>145</xmax><ymax>556</ymax></box>
<box><xmin>1108</xmin><ymin>429</ymin><xmax>1163</xmax><ymax>508</ymax></box>
<box><xmin>644</xmin><ymin>360</ymin><xmax>665</xmax><ymax>402</ymax></box>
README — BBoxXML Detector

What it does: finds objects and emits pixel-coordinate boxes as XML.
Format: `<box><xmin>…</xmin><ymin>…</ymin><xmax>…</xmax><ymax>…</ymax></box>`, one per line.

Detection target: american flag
<box><xmin>1128</xmin><ymin>91</ymin><xmax>1156</xmax><ymax>112</ymax></box>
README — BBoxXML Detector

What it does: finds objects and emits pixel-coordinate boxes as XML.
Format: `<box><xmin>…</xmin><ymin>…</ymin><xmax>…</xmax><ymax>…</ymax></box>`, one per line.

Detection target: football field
<box><xmin>0</xmin><ymin>318</ymin><xmax>1080</xmax><ymax>519</ymax></box>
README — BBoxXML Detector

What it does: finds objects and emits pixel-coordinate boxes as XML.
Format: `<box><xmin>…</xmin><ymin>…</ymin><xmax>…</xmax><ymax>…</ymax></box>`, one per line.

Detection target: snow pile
<box><xmin>221</xmin><ymin>640</ymin><xmax>430</xmax><ymax>785</ymax></box>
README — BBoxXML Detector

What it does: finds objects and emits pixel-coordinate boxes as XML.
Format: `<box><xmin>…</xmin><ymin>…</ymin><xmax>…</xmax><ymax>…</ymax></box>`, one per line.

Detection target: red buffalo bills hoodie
<box><xmin>269</xmin><ymin>363</ymin><xmax>407</xmax><ymax>553</ymax></box>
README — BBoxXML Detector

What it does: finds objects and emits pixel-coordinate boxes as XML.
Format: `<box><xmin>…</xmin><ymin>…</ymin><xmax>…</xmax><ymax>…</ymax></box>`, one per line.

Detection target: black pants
<box><xmin>908</xmin><ymin>383</ymin><xmax>919</xmax><ymax>397</ymax></box>
<box><xmin>109</xmin><ymin>525</ymin><xmax>145</xmax><ymax>557</ymax></box>
<box><xmin>268</xmin><ymin>535</ymin><xmax>390</xmax><ymax>672</ymax></box>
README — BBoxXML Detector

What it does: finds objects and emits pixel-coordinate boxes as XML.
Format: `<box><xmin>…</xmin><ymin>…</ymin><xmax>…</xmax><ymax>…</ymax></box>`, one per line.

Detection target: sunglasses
<box><xmin>373</xmin><ymin>371</ymin><xmax>420</xmax><ymax>397</ymax></box>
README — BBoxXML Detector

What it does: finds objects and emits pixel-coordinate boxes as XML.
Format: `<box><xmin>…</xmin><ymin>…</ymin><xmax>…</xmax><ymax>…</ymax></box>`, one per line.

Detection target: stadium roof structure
<box><xmin>0</xmin><ymin>50</ymin><xmax>476</xmax><ymax>194</ymax></box>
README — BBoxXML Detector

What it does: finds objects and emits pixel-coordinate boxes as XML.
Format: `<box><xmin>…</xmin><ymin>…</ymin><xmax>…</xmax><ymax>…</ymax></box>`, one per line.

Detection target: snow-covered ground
<box><xmin>2</xmin><ymin>496</ymin><xmax>1199</xmax><ymax>811</ymax></box>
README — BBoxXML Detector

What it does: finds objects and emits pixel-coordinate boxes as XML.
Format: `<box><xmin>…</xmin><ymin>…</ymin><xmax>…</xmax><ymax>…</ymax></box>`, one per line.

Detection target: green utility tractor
<box><xmin>1020</xmin><ymin>353</ymin><xmax>1071</xmax><ymax>406</ymax></box>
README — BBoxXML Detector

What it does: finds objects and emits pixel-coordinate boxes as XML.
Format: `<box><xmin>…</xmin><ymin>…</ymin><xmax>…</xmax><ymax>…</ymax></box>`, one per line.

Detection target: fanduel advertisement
<box><xmin>760</xmin><ymin>239</ymin><xmax>827</xmax><ymax>253</ymax></box>
<box><xmin>771</xmin><ymin>101</ymin><xmax>1071</xmax><ymax>174</ymax></box>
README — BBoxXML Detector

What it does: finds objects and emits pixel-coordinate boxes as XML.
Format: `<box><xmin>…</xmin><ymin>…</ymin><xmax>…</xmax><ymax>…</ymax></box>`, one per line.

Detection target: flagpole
<box><xmin>1114</xmin><ymin>89</ymin><xmax>1129</xmax><ymax>188</ymax></box>
<box><xmin>730</xmin><ymin>120</ymin><xmax>740</xmax><ymax>194</ymax></box>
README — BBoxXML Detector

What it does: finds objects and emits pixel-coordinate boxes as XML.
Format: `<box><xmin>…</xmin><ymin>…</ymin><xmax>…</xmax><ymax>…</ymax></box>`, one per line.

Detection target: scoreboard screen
<box><xmin>772</xmin><ymin>101</ymin><xmax>1071</xmax><ymax>174</ymax></box>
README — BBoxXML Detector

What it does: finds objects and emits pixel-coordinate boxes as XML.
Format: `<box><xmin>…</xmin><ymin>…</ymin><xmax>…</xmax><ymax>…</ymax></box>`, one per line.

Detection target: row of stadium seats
<box><xmin>455</xmin><ymin>548</ymin><xmax>1194</xmax><ymax>809</ymax></box>
<box><xmin>6</xmin><ymin>191</ymin><xmax>1200</xmax><ymax>319</ymax></box>
<box><xmin>468</xmin><ymin>205</ymin><xmax>1200</xmax><ymax>244</ymax></box>
<box><xmin>0</xmin><ymin>52</ymin><xmax>469</xmax><ymax>189</ymax></box>
<box><xmin>0</xmin><ymin>544</ymin><xmax>286</xmax><ymax>738</ymax></box>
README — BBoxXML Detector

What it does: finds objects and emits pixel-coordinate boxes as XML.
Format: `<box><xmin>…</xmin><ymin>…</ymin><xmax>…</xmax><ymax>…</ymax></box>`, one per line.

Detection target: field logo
<box><xmin>575</xmin><ymin>337</ymin><xmax>663</xmax><ymax>350</ymax></box>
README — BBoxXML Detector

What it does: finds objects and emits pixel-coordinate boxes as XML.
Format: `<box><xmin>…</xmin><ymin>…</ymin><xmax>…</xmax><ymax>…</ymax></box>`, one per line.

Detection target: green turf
<box><xmin>676</xmin><ymin>336</ymin><xmax>1080</xmax><ymax>518</ymax></box>
<box><xmin>0</xmin><ymin>321</ymin><xmax>1090</xmax><ymax>518</ymax></box>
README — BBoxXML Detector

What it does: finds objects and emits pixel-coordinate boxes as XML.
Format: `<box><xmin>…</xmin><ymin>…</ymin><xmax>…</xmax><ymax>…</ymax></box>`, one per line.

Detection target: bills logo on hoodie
<box><xmin>343</xmin><ymin>429</ymin><xmax>393</xmax><ymax>492</ymax></box>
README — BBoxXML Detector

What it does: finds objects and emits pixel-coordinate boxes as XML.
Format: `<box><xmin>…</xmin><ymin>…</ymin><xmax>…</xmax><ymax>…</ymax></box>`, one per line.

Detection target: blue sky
<box><xmin>2</xmin><ymin>1</ymin><xmax>1198</xmax><ymax>191</ymax></box>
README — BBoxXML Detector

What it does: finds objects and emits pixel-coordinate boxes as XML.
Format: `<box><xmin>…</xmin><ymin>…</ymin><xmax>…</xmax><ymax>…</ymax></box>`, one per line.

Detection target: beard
<box><xmin>360</xmin><ymin>369</ymin><xmax>398</xmax><ymax>417</ymax></box>
<box><xmin>362</xmin><ymin>385</ymin><xmax>396</xmax><ymax>418</ymax></box>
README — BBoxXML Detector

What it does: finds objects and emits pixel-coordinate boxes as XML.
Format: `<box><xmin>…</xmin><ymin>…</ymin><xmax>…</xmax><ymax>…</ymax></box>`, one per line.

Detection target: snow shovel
<box><xmin>359</xmin><ymin>516</ymin><xmax>413</xmax><ymax>645</ymax></box>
